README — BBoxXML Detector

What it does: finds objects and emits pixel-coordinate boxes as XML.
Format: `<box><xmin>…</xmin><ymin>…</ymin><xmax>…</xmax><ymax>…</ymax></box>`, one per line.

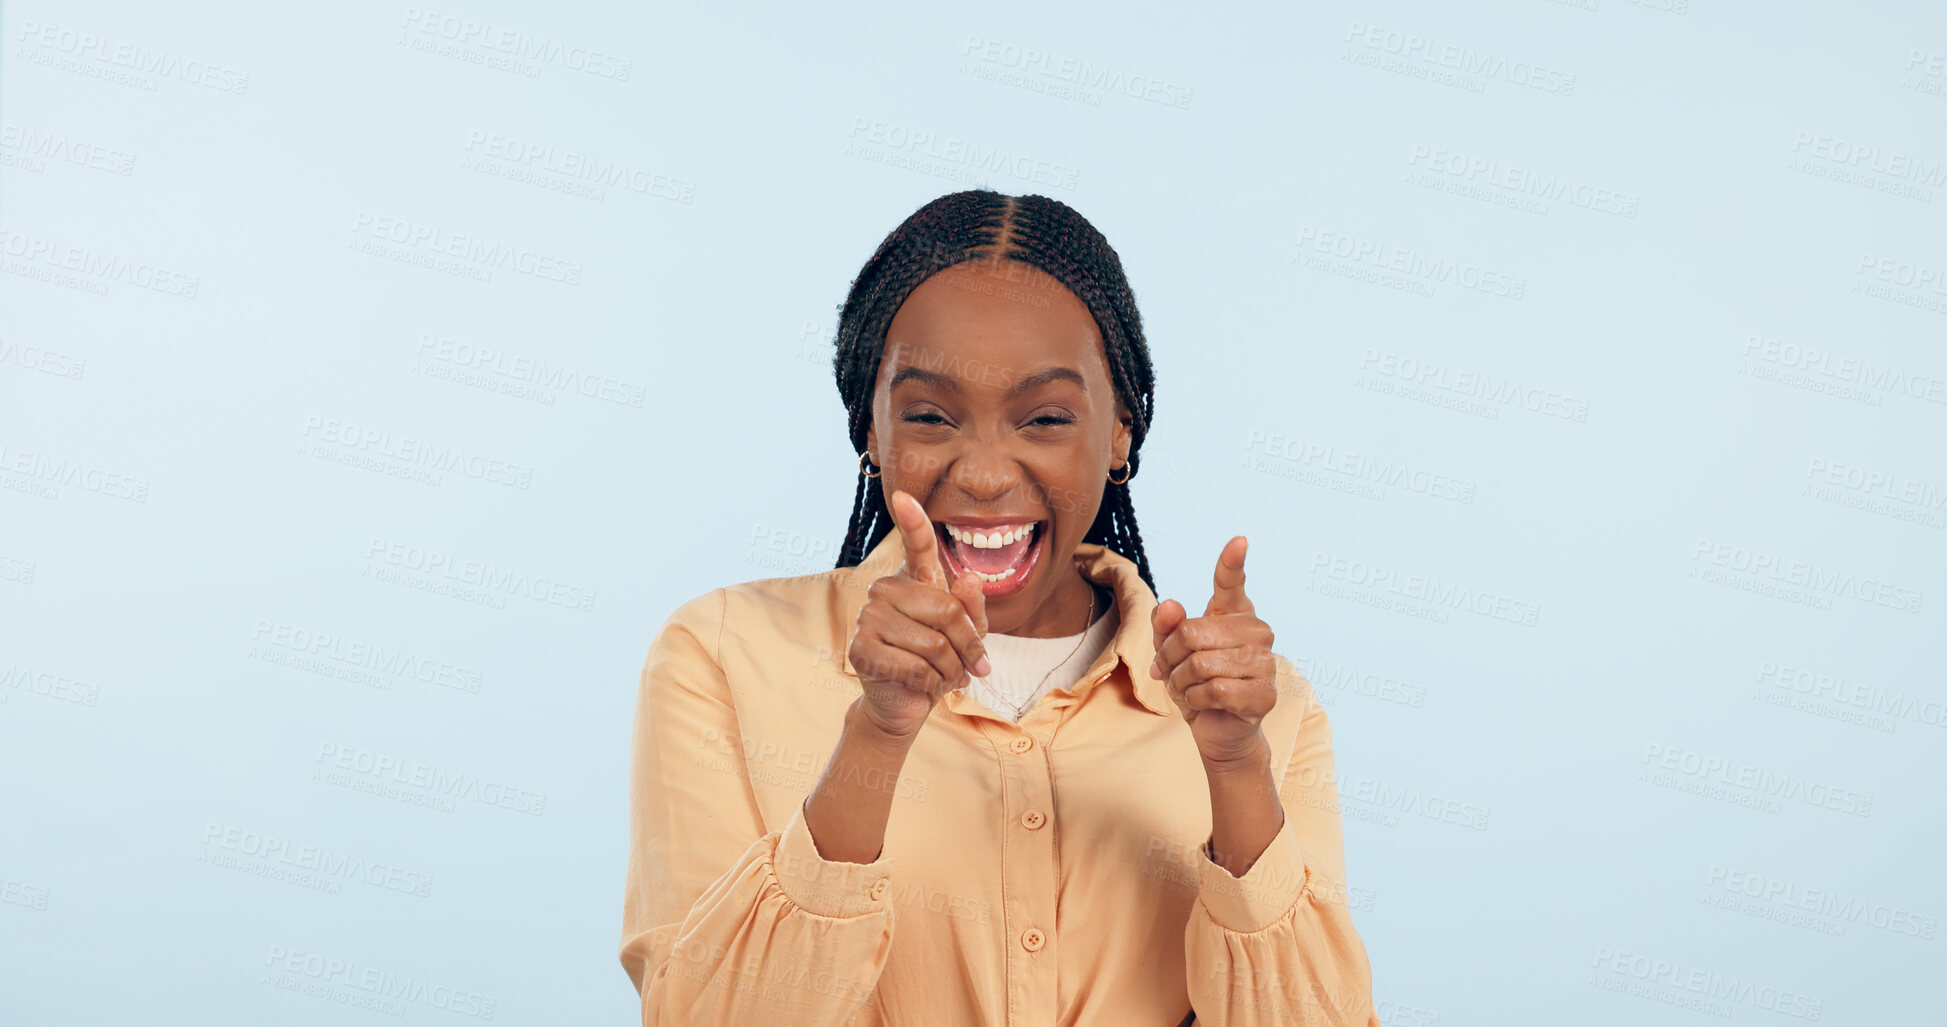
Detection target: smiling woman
<box><xmin>620</xmin><ymin>191</ymin><xmax>1381</xmax><ymax>1027</ymax></box>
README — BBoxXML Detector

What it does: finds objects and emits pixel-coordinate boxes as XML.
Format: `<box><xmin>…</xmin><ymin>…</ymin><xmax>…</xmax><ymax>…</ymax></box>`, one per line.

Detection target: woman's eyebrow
<box><xmin>888</xmin><ymin>366</ymin><xmax>961</xmax><ymax>393</ymax></box>
<box><xmin>888</xmin><ymin>365</ymin><xmax>1088</xmax><ymax>396</ymax></box>
<box><xmin>1008</xmin><ymin>367</ymin><xmax>1087</xmax><ymax>397</ymax></box>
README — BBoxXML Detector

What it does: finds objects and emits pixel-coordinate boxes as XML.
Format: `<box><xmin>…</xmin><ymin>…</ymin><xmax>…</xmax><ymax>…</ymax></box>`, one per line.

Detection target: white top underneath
<box><xmin>964</xmin><ymin>593</ymin><xmax>1120</xmax><ymax>723</ymax></box>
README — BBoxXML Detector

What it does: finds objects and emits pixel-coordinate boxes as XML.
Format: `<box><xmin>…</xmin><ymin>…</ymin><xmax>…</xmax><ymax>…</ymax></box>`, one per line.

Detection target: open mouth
<box><xmin>935</xmin><ymin>520</ymin><xmax>1047</xmax><ymax>598</ymax></box>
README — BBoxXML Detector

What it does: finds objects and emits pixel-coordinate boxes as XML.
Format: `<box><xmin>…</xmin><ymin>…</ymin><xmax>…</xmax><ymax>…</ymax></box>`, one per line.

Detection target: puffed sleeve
<box><xmin>619</xmin><ymin>588</ymin><xmax>897</xmax><ymax>1026</ymax></box>
<box><xmin>1183</xmin><ymin>663</ymin><xmax>1381</xmax><ymax>1026</ymax></box>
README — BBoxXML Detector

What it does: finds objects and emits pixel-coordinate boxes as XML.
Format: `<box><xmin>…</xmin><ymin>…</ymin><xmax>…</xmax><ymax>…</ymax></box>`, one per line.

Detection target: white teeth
<box><xmin>973</xmin><ymin>568</ymin><xmax>1016</xmax><ymax>582</ymax></box>
<box><xmin>945</xmin><ymin>523</ymin><xmax>1035</xmax><ymax>549</ymax></box>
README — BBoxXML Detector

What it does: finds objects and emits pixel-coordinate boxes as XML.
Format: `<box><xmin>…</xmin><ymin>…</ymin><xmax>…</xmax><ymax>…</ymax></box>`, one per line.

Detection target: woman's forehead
<box><xmin>882</xmin><ymin>263</ymin><xmax>1104</xmax><ymax>379</ymax></box>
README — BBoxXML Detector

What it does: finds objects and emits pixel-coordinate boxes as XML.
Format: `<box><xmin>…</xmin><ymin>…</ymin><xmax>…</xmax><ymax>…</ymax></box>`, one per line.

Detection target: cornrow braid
<box><xmin>830</xmin><ymin>190</ymin><xmax>1158</xmax><ymax>595</ymax></box>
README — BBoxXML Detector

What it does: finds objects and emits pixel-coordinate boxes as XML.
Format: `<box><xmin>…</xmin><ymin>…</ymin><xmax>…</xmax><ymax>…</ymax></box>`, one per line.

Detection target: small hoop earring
<box><xmin>860</xmin><ymin>451</ymin><xmax>882</xmax><ymax>478</ymax></box>
<box><xmin>1107</xmin><ymin>463</ymin><xmax>1132</xmax><ymax>485</ymax></box>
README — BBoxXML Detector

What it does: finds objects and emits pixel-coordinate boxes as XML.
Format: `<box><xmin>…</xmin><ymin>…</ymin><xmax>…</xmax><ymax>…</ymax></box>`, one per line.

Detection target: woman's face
<box><xmin>866</xmin><ymin>258</ymin><xmax>1132</xmax><ymax>637</ymax></box>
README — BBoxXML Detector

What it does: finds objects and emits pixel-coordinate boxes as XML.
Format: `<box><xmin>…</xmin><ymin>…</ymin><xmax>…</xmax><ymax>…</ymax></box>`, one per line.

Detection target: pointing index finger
<box><xmin>889</xmin><ymin>489</ymin><xmax>948</xmax><ymax>588</ymax></box>
<box><xmin>1205</xmin><ymin>535</ymin><xmax>1253</xmax><ymax>616</ymax></box>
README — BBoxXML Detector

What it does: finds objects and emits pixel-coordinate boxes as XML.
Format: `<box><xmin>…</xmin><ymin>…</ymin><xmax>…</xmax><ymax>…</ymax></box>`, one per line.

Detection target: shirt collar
<box><xmin>844</xmin><ymin>530</ymin><xmax>1172</xmax><ymax>717</ymax></box>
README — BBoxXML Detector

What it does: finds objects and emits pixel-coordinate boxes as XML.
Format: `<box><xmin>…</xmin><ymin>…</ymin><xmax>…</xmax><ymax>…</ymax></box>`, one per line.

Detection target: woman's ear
<box><xmin>1111</xmin><ymin>406</ymin><xmax>1133</xmax><ymax>471</ymax></box>
<box><xmin>865</xmin><ymin>421</ymin><xmax>878</xmax><ymax>463</ymax></box>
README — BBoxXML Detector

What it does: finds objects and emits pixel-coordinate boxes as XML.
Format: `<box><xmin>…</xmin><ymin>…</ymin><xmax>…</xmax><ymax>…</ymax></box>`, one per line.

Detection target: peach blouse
<box><xmin>619</xmin><ymin>530</ymin><xmax>1381</xmax><ymax>1025</ymax></box>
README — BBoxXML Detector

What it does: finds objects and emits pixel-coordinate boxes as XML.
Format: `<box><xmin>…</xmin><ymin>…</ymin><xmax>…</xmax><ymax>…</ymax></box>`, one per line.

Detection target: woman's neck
<box><xmin>999</xmin><ymin>569</ymin><xmax>1105</xmax><ymax>639</ymax></box>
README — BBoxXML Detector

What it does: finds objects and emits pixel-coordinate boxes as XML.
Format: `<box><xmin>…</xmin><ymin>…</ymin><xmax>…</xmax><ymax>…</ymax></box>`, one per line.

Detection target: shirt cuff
<box><xmin>773</xmin><ymin>799</ymin><xmax>897</xmax><ymax>919</ymax></box>
<box><xmin>1196</xmin><ymin>818</ymin><xmax>1311</xmax><ymax>933</ymax></box>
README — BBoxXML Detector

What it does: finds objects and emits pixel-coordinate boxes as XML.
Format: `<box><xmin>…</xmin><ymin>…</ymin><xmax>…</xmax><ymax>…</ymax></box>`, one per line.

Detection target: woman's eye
<box><xmin>1029</xmin><ymin>414</ymin><xmax>1074</xmax><ymax>427</ymax></box>
<box><xmin>903</xmin><ymin>412</ymin><xmax>949</xmax><ymax>426</ymax></box>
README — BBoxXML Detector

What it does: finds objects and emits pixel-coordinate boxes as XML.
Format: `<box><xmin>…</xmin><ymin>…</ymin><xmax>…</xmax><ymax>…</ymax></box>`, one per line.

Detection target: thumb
<box><xmin>951</xmin><ymin>570</ymin><xmax>989</xmax><ymax>636</ymax></box>
<box><xmin>1149</xmin><ymin>599</ymin><xmax>1186</xmax><ymax>680</ymax></box>
<box><xmin>1205</xmin><ymin>536</ymin><xmax>1253</xmax><ymax>616</ymax></box>
<box><xmin>888</xmin><ymin>489</ymin><xmax>947</xmax><ymax>588</ymax></box>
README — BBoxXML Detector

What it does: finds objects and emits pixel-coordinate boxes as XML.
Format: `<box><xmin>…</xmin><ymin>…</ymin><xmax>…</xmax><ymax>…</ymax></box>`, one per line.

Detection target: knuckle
<box><xmin>867</xmin><ymin>651</ymin><xmax>903</xmax><ymax>681</ymax></box>
<box><xmin>890</xmin><ymin>655</ymin><xmax>926</xmax><ymax>689</ymax></box>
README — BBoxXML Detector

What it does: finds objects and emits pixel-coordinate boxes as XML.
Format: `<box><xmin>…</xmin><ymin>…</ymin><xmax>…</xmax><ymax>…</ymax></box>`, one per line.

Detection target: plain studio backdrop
<box><xmin>2</xmin><ymin>1</ymin><xmax>1942</xmax><ymax>1023</ymax></box>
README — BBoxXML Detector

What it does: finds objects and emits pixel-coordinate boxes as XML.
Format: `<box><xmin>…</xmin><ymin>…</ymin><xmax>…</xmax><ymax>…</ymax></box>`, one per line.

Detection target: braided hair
<box><xmin>830</xmin><ymin>190</ymin><xmax>1158</xmax><ymax>594</ymax></box>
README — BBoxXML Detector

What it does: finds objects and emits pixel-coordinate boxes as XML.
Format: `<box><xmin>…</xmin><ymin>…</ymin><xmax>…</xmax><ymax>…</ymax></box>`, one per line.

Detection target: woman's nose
<box><xmin>944</xmin><ymin>446</ymin><xmax>1023</xmax><ymax>503</ymax></box>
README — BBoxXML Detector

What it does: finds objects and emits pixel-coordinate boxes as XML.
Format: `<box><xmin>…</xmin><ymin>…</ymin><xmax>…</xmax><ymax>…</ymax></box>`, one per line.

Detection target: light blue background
<box><xmin>3</xmin><ymin>1</ymin><xmax>1942</xmax><ymax>1024</ymax></box>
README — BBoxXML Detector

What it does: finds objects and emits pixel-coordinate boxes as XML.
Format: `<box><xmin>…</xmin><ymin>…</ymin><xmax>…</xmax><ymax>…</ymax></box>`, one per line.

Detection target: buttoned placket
<box><xmin>913</xmin><ymin>564</ymin><xmax>1146</xmax><ymax>1023</ymax></box>
<box><xmin>959</xmin><ymin>655</ymin><xmax>1125</xmax><ymax>1027</ymax></box>
<box><xmin>970</xmin><ymin>709</ymin><xmax>1053</xmax><ymax>1027</ymax></box>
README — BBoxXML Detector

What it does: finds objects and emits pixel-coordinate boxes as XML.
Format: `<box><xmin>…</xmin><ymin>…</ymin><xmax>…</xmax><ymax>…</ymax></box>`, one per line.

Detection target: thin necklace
<box><xmin>987</xmin><ymin>585</ymin><xmax>1098</xmax><ymax>722</ymax></box>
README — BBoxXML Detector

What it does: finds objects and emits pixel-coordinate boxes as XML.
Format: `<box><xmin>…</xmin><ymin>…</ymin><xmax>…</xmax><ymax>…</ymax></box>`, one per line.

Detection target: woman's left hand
<box><xmin>1149</xmin><ymin>537</ymin><xmax>1279</xmax><ymax>765</ymax></box>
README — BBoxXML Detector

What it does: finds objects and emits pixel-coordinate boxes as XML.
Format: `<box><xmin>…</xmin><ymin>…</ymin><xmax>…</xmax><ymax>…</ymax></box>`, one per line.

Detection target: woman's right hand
<box><xmin>847</xmin><ymin>489</ymin><xmax>991</xmax><ymax>740</ymax></box>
